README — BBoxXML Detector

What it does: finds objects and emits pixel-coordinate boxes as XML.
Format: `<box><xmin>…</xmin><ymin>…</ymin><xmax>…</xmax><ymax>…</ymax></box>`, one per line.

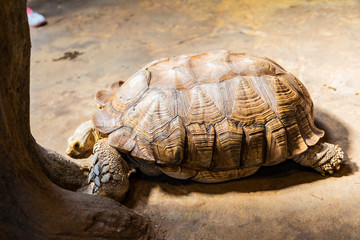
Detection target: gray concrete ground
<box><xmin>29</xmin><ymin>0</ymin><xmax>360</xmax><ymax>239</ymax></box>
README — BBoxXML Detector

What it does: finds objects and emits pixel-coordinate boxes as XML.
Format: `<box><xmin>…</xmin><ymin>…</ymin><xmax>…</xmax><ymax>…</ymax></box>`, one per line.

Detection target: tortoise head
<box><xmin>66</xmin><ymin>120</ymin><xmax>98</xmax><ymax>158</ymax></box>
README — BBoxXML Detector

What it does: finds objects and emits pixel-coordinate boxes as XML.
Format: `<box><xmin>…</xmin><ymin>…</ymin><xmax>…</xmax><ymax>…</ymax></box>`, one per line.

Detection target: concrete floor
<box><xmin>29</xmin><ymin>0</ymin><xmax>360</xmax><ymax>239</ymax></box>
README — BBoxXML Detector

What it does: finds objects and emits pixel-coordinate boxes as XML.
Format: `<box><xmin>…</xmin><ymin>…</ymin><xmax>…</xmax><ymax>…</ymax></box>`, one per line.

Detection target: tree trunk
<box><xmin>0</xmin><ymin>1</ymin><xmax>154</xmax><ymax>239</ymax></box>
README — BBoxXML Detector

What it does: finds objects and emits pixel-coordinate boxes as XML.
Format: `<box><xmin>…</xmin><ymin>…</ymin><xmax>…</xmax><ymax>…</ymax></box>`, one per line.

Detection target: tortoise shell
<box><xmin>93</xmin><ymin>50</ymin><xmax>324</xmax><ymax>182</ymax></box>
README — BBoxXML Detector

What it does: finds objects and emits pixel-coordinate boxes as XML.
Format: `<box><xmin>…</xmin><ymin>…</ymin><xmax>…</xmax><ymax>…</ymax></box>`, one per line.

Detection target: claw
<box><xmin>94</xmin><ymin>176</ymin><xmax>101</xmax><ymax>187</ymax></box>
<box><xmin>94</xmin><ymin>164</ymin><xmax>99</xmax><ymax>175</ymax></box>
<box><xmin>88</xmin><ymin>168</ymin><xmax>95</xmax><ymax>183</ymax></box>
<box><xmin>92</xmin><ymin>152</ymin><xmax>99</xmax><ymax>165</ymax></box>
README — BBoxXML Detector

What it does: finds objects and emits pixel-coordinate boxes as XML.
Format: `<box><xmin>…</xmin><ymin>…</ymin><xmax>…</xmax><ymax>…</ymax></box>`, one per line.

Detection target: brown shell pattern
<box><xmin>93</xmin><ymin>50</ymin><xmax>324</xmax><ymax>177</ymax></box>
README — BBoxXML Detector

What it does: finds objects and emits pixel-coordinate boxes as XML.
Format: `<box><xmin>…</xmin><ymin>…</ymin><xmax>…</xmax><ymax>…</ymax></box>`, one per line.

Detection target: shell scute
<box><xmin>242</xmin><ymin>124</ymin><xmax>265</xmax><ymax>167</ymax></box>
<box><xmin>229</xmin><ymin>53</ymin><xmax>281</xmax><ymax>76</ymax></box>
<box><xmin>93</xmin><ymin>106</ymin><xmax>123</xmax><ymax>134</ymax></box>
<box><xmin>183</xmin><ymin>123</ymin><xmax>215</xmax><ymax>170</ymax></box>
<box><xmin>226</xmin><ymin>76</ymin><xmax>275</xmax><ymax>125</ymax></box>
<box><xmin>190</xmin><ymin>51</ymin><xmax>236</xmax><ymax>84</ymax></box>
<box><xmin>111</xmin><ymin>70</ymin><xmax>150</xmax><ymax>112</ymax></box>
<box><xmin>131</xmin><ymin>136</ymin><xmax>155</xmax><ymax>162</ymax></box>
<box><xmin>147</xmin><ymin>56</ymin><xmax>196</xmax><ymax>90</ymax></box>
<box><xmin>122</xmin><ymin>90</ymin><xmax>173</xmax><ymax>142</ymax></box>
<box><xmin>108</xmin><ymin>127</ymin><xmax>136</xmax><ymax>153</ymax></box>
<box><xmin>95</xmin><ymin>80</ymin><xmax>124</xmax><ymax>107</ymax></box>
<box><xmin>212</xmin><ymin>118</ymin><xmax>243</xmax><ymax>170</ymax></box>
<box><xmin>177</xmin><ymin>84</ymin><xmax>225</xmax><ymax>125</ymax></box>
<box><xmin>152</xmin><ymin>117</ymin><xmax>185</xmax><ymax>165</ymax></box>
<box><xmin>264</xmin><ymin>118</ymin><xmax>288</xmax><ymax>166</ymax></box>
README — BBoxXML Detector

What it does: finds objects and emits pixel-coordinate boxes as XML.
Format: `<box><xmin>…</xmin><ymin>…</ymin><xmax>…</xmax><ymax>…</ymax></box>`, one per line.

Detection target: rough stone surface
<box><xmin>29</xmin><ymin>0</ymin><xmax>360</xmax><ymax>239</ymax></box>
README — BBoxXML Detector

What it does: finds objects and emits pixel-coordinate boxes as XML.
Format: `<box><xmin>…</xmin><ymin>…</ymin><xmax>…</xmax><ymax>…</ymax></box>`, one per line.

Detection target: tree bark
<box><xmin>0</xmin><ymin>1</ymin><xmax>154</xmax><ymax>239</ymax></box>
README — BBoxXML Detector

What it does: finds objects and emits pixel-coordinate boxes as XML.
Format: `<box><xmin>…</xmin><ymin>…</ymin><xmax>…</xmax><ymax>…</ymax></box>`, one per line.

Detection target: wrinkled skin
<box><xmin>66</xmin><ymin>120</ymin><xmax>98</xmax><ymax>158</ymax></box>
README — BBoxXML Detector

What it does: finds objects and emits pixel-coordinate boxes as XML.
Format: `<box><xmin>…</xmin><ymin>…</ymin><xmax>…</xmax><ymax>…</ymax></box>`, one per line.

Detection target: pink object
<box><xmin>26</xmin><ymin>7</ymin><xmax>33</xmax><ymax>15</ymax></box>
<box><xmin>27</xmin><ymin>7</ymin><xmax>47</xmax><ymax>27</ymax></box>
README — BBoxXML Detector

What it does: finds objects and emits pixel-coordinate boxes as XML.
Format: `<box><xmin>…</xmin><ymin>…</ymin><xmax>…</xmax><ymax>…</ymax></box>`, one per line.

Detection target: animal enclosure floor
<box><xmin>29</xmin><ymin>0</ymin><xmax>360</xmax><ymax>239</ymax></box>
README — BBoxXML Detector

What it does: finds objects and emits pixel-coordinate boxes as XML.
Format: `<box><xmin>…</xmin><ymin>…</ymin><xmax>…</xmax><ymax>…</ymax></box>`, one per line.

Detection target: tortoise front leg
<box><xmin>88</xmin><ymin>139</ymin><xmax>133</xmax><ymax>202</ymax></box>
<box><xmin>293</xmin><ymin>142</ymin><xmax>344</xmax><ymax>175</ymax></box>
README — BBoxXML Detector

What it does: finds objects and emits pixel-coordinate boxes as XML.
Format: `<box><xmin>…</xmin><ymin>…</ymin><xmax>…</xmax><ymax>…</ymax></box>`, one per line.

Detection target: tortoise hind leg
<box><xmin>88</xmin><ymin>139</ymin><xmax>133</xmax><ymax>202</ymax></box>
<box><xmin>293</xmin><ymin>142</ymin><xmax>344</xmax><ymax>175</ymax></box>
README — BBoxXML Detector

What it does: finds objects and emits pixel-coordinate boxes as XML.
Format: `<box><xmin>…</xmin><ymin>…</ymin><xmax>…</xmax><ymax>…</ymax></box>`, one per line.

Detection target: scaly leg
<box><xmin>88</xmin><ymin>139</ymin><xmax>134</xmax><ymax>201</ymax></box>
<box><xmin>293</xmin><ymin>142</ymin><xmax>344</xmax><ymax>175</ymax></box>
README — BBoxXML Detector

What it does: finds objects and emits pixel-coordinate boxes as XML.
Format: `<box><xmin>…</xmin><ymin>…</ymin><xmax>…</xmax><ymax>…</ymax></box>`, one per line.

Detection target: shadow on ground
<box><xmin>123</xmin><ymin>108</ymin><xmax>357</xmax><ymax>208</ymax></box>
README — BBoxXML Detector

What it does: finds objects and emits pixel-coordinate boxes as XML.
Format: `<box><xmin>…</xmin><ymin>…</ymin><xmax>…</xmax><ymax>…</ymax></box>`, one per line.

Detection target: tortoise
<box><xmin>66</xmin><ymin>50</ymin><xmax>344</xmax><ymax>201</ymax></box>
